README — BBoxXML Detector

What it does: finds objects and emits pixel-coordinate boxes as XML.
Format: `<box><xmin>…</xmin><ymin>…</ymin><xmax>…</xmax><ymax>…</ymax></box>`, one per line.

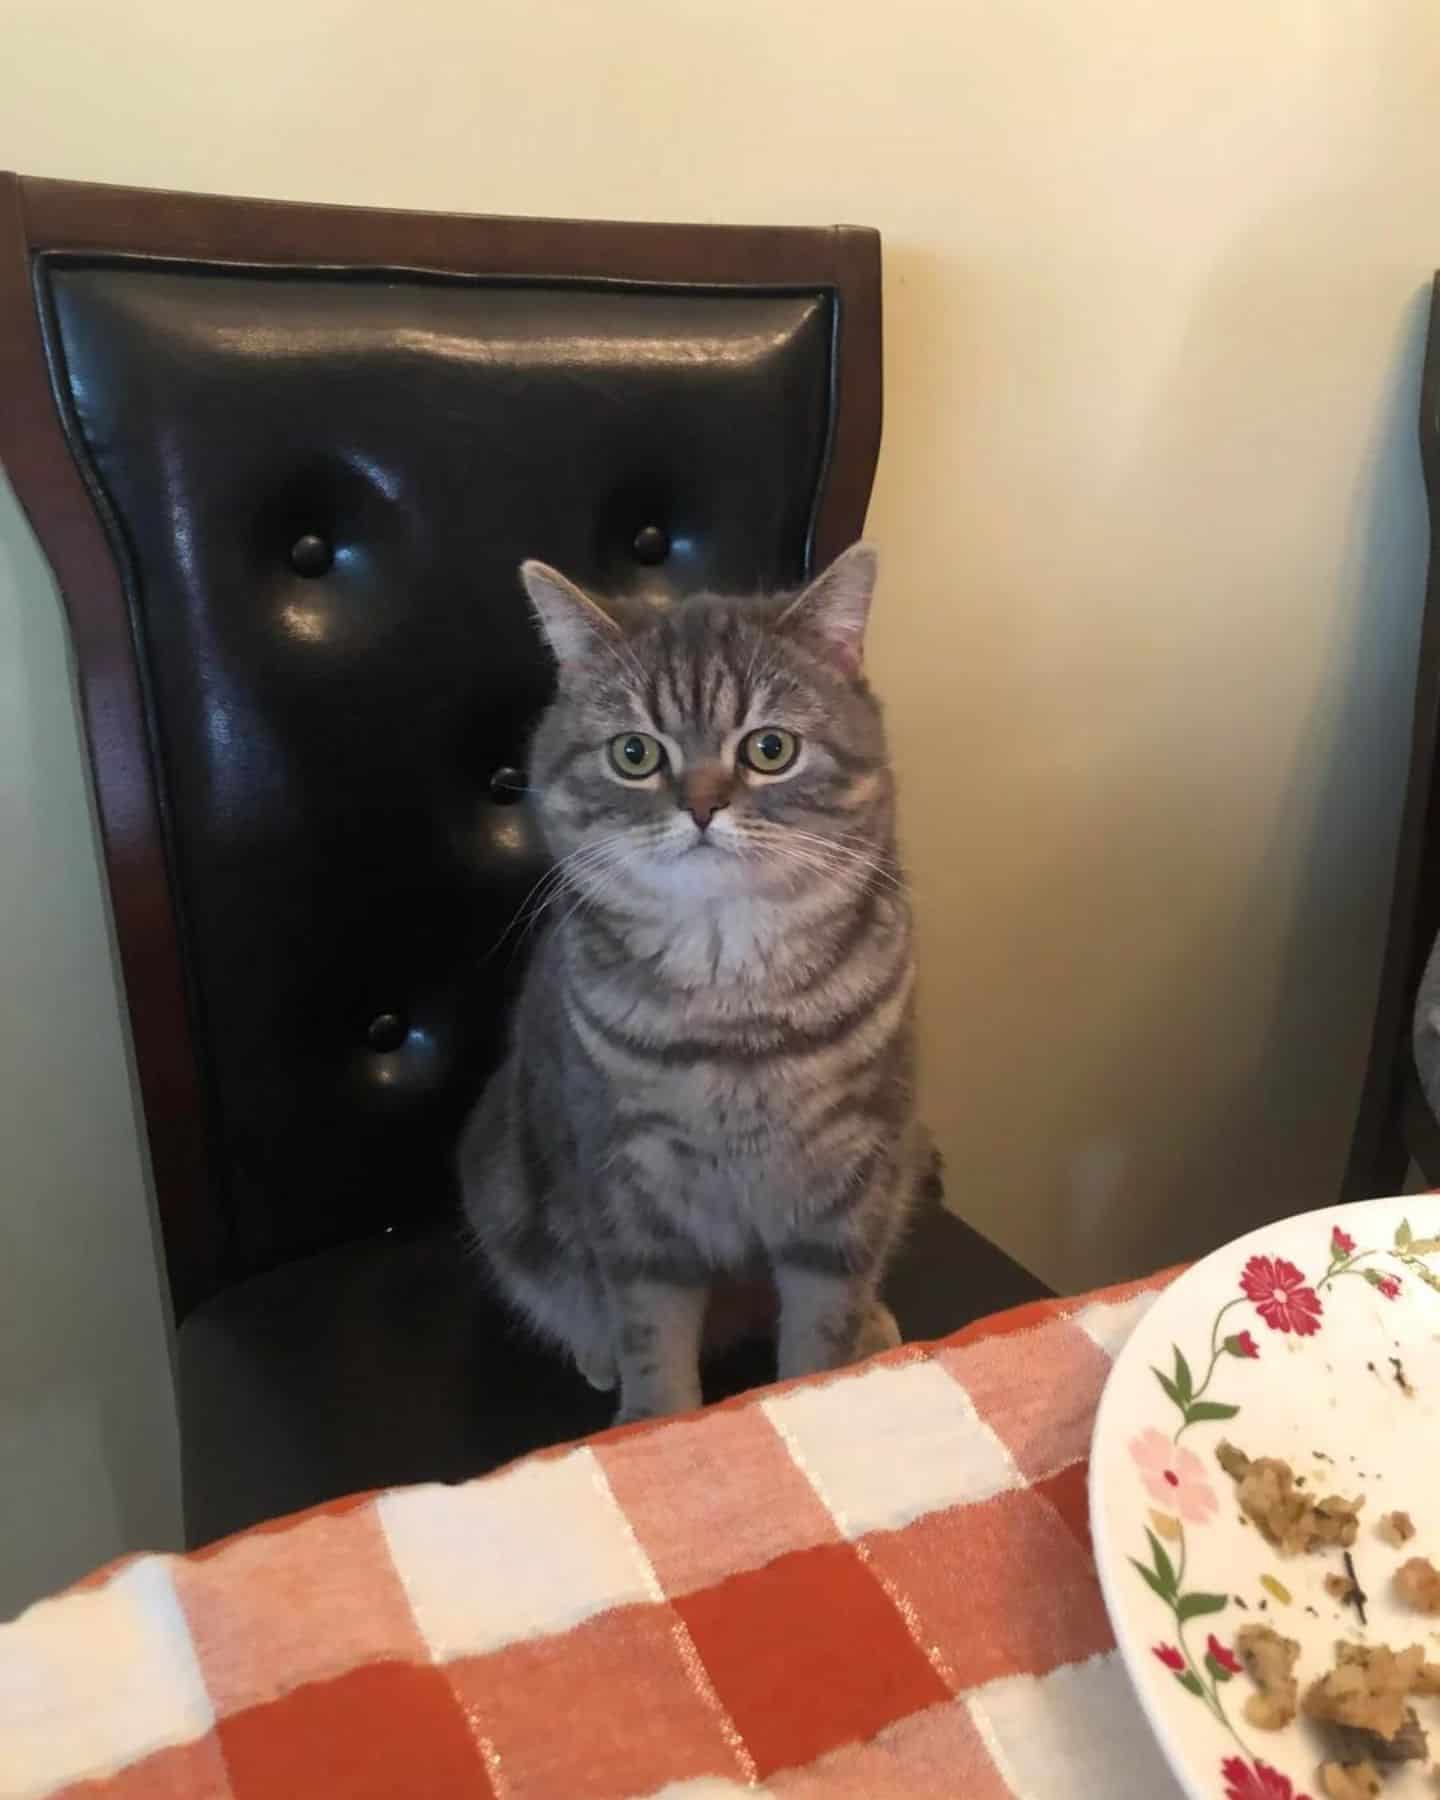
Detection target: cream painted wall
<box><xmin>0</xmin><ymin>475</ymin><xmax>179</xmax><ymax>1616</ymax></box>
<box><xmin>4</xmin><ymin>0</ymin><xmax>1438</xmax><ymax>1601</ymax></box>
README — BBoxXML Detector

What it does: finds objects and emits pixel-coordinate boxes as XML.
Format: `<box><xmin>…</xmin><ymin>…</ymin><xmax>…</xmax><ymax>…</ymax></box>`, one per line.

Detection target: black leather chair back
<box><xmin>0</xmin><ymin>176</ymin><xmax>882</xmax><ymax>1315</ymax></box>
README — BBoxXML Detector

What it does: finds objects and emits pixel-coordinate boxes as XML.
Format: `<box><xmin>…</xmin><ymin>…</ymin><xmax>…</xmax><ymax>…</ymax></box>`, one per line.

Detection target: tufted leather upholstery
<box><xmin>3</xmin><ymin>180</ymin><xmax>1049</xmax><ymax>1544</ymax></box>
<box><xmin>42</xmin><ymin>263</ymin><xmax>834</xmax><ymax>1280</ymax></box>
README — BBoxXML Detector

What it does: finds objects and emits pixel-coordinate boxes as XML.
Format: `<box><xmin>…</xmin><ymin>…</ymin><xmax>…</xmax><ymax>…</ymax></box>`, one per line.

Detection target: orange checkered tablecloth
<box><xmin>1</xmin><ymin>1271</ymin><xmax>1188</xmax><ymax>1800</ymax></box>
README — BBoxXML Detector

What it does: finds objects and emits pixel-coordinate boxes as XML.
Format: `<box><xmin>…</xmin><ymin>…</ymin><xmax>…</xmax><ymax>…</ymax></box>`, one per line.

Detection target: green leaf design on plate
<box><xmin>1145</xmin><ymin>1529</ymin><xmax>1179</xmax><ymax>1597</ymax></box>
<box><xmin>1172</xmin><ymin>1347</ymin><xmax>1194</xmax><ymax>1404</ymax></box>
<box><xmin>1131</xmin><ymin>1558</ymin><xmax>1173</xmax><ymax>1604</ymax></box>
<box><xmin>1154</xmin><ymin>1368</ymin><xmax>1183</xmax><ymax>1406</ymax></box>
<box><xmin>1396</xmin><ymin>1218</ymin><xmax>1414</xmax><ymax>1251</ymax></box>
<box><xmin>1177</xmin><ymin>1671</ymin><xmax>1205</xmax><ymax>1698</ymax></box>
<box><xmin>1184</xmin><ymin>1401</ymin><xmax>1240</xmax><ymax>1424</ymax></box>
<box><xmin>1176</xmin><ymin>1591</ymin><xmax>1228</xmax><ymax>1623</ymax></box>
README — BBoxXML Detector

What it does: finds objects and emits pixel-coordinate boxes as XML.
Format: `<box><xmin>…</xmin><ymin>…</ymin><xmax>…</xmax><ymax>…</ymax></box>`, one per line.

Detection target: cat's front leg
<box><xmin>772</xmin><ymin>1130</ymin><xmax>916</xmax><ymax>1378</ymax></box>
<box><xmin>607</xmin><ymin>1275</ymin><xmax>708</xmax><ymax>1424</ymax></box>
<box><xmin>773</xmin><ymin>1254</ymin><xmax>876</xmax><ymax>1380</ymax></box>
<box><xmin>773</xmin><ymin>1173</ymin><xmax>904</xmax><ymax>1379</ymax></box>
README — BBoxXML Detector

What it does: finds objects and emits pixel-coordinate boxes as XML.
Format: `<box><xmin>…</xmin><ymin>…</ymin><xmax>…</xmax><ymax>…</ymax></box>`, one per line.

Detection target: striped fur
<box><xmin>458</xmin><ymin>546</ymin><xmax>924</xmax><ymax>1421</ymax></box>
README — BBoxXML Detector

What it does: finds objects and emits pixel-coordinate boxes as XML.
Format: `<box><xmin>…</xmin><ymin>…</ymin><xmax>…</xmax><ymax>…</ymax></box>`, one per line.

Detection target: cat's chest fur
<box><xmin>566</xmin><ymin>901</ymin><xmax>842</xmax><ymax>1133</ymax></box>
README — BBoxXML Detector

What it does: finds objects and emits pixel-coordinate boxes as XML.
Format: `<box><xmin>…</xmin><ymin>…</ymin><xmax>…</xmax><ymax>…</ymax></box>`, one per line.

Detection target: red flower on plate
<box><xmin>1224</xmin><ymin>1329</ymin><xmax>1259</xmax><ymax>1359</ymax></box>
<box><xmin>1331</xmin><ymin>1225</ymin><xmax>1356</xmax><ymax>1257</ymax></box>
<box><xmin>1221</xmin><ymin>1755</ymin><xmax>1311</xmax><ymax>1800</ymax></box>
<box><xmin>1240</xmin><ymin>1255</ymin><xmax>1323</xmax><ymax>1336</ymax></box>
<box><xmin>1207</xmin><ymin>1634</ymin><xmax>1242</xmax><ymax>1675</ymax></box>
<box><xmin>1153</xmin><ymin>1643</ymin><xmax>1185</xmax><ymax>1672</ymax></box>
<box><xmin>1376</xmin><ymin>1274</ymin><xmax>1401</xmax><ymax>1300</ymax></box>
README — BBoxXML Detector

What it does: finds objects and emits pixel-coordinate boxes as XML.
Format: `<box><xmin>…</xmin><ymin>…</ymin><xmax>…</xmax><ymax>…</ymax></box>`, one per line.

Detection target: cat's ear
<box><xmin>520</xmin><ymin>560</ymin><xmax>622</xmax><ymax>666</ymax></box>
<box><xmin>776</xmin><ymin>543</ymin><xmax>878</xmax><ymax>674</ymax></box>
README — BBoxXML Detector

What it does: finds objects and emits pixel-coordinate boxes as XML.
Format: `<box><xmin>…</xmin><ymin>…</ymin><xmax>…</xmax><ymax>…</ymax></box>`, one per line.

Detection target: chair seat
<box><xmin>178</xmin><ymin>1200</ymin><xmax>1049</xmax><ymax>1546</ymax></box>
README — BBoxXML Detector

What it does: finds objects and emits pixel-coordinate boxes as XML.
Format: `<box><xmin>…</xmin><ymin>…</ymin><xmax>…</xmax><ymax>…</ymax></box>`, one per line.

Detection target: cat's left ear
<box><xmin>520</xmin><ymin>560</ymin><xmax>622</xmax><ymax>667</ymax></box>
<box><xmin>776</xmin><ymin>543</ymin><xmax>878</xmax><ymax>674</ymax></box>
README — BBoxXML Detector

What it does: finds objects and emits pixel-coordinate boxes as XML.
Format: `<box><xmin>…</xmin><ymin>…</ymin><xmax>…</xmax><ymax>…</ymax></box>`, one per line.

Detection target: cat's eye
<box><xmin>608</xmin><ymin>732</ymin><xmax>666</xmax><ymax>780</ymax></box>
<box><xmin>739</xmin><ymin>727</ymin><xmax>801</xmax><ymax>775</ymax></box>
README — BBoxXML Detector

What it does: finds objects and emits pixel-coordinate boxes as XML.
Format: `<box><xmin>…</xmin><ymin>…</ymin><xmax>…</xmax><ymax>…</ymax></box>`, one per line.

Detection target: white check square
<box><xmin>379</xmin><ymin>1446</ymin><xmax>661</xmax><ymax>1659</ymax></box>
<box><xmin>0</xmin><ymin>1558</ymin><xmax>213</xmax><ymax>1799</ymax></box>
<box><xmin>1075</xmin><ymin>1290</ymin><xmax>1158</xmax><ymax>1359</ymax></box>
<box><xmin>763</xmin><ymin>1358</ymin><xmax>1018</xmax><ymax>1536</ymax></box>
<box><xmin>969</xmin><ymin>1654</ymin><xmax>1183</xmax><ymax>1799</ymax></box>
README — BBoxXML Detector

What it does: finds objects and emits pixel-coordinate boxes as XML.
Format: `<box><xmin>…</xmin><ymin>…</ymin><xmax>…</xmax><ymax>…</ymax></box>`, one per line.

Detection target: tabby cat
<box><xmin>458</xmin><ymin>544</ymin><xmax>924</xmax><ymax>1421</ymax></box>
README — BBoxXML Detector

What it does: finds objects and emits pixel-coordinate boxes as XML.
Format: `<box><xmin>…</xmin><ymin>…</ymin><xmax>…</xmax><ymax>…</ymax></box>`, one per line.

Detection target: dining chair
<box><xmin>0</xmin><ymin>173</ymin><xmax>1049</xmax><ymax>1546</ymax></box>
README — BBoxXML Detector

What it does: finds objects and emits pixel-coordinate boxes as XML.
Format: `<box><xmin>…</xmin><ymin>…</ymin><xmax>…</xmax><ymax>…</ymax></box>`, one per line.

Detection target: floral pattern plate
<box><xmin>1090</xmin><ymin>1195</ymin><xmax>1440</xmax><ymax>1800</ymax></box>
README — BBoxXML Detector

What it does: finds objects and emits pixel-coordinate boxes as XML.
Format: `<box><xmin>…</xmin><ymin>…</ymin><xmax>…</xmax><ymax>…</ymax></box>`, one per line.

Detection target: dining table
<box><xmin>2</xmin><ymin>1267</ymin><xmax>1189</xmax><ymax>1800</ymax></box>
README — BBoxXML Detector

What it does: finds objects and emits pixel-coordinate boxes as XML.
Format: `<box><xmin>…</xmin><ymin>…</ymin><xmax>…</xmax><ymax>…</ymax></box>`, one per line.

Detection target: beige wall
<box><xmin>3</xmin><ymin>0</ymin><xmax>1437</xmax><ymax>1600</ymax></box>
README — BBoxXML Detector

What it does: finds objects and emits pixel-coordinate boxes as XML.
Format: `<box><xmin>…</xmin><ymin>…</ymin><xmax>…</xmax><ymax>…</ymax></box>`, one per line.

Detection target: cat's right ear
<box><xmin>520</xmin><ymin>561</ymin><xmax>621</xmax><ymax>667</ymax></box>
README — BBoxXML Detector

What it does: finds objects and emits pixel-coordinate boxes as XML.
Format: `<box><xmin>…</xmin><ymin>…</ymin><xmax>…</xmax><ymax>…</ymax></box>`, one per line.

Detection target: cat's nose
<box><xmin>680</xmin><ymin>768</ymin><xmax>732</xmax><ymax>830</ymax></box>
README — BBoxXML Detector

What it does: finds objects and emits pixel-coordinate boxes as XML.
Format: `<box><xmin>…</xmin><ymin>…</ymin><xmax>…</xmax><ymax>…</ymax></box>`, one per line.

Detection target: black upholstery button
<box><xmin>632</xmin><ymin>525</ymin><xmax>669</xmax><ymax>565</ymax></box>
<box><xmin>489</xmin><ymin>766</ymin><xmax>527</xmax><ymax>804</ymax></box>
<box><xmin>290</xmin><ymin>534</ymin><xmax>333</xmax><ymax>577</ymax></box>
<box><xmin>366</xmin><ymin>1011</ymin><xmax>407</xmax><ymax>1053</ymax></box>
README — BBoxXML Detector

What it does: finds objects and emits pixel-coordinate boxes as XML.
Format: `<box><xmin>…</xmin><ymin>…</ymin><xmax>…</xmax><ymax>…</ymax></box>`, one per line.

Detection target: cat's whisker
<box><xmin>516</xmin><ymin>845</ymin><xmax>632</xmax><ymax>946</ymax></box>
<box><xmin>755</xmin><ymin>825</ymin><xmax>906</xmax><ymax>894</ymax></box>
<box><xmin>483</xmin><ymin>866</ymin><xmax>573</xmax><ymax>967</ymax></box>
<box><xmin>490</xmin><ymin>830</ymin><xmax>640</xmax><ymax>963</ymax></box>
<box><xmin>764</xmin><ymin>845</ymin><xmax>890</xmax><ymax>905</ymax></box>
<box><xmin>738</xmin><ymin>836</ymin><xmax>869</xmax><ymax>900</ymax></box>
<box><xmin>739</xmin><ymin>821</ymin><xmax>901</xmax><ymax>897</ymax></box>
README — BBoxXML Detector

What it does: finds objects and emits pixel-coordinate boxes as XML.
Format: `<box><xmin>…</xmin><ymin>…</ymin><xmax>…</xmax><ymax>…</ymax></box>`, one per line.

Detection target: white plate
<box><xmin>1091</xmin><ymin>1195</ymin><xmax>1440</xmax><ymax>1800</ymax></box>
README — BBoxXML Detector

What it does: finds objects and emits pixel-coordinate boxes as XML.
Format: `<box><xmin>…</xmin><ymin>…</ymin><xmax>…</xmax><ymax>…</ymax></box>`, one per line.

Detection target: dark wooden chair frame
<box><xmin>1345</xmin><ymin>275</ymin><xmax>1440</xmax><ymax>1200</ymax></box>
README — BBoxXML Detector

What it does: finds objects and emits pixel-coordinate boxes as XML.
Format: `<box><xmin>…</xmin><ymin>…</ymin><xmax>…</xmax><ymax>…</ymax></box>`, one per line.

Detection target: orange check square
<box><xmin>1034</xmin><ymin>1460</ymin><xmax>1095</xmax><ymax>1558</ymax></box>
<box><xmin>596</xmin><ymin>1403</ymin><xmax>840</xmax><ymax>1596</ymax></box>
<box><xmin>54</xmin><ymin>1735</ymin><xmax>233</xmax><ymax>1798</ymax></box>
<box><xmin>862</xmin><ymin>1487</ymin><xmax>1113</xmax><ymax>1690</ymax></box>
<box><xmin>173</xmin><ymin>1500</ymin><xmax>426</xmax><ymax>1715</ymax></box>
<box><xmin>938</xmin><ymin>1316</ymin><xmax>1111</xmax><ymax>1482</ymax></box>
<box><xmin>449</xmin><ymin>1601</ymin><xmax>745</xmax><ymax>1799</ymax></box>
<box><xmin>218</xmin><ymin>1661</ymin><xmax>490</xmax><ymax>1800</ymax></box>
<box><xmin>674</xmin><ymin>1542</ymin><xmax>950</xmax><ymax>1779</ymax></box>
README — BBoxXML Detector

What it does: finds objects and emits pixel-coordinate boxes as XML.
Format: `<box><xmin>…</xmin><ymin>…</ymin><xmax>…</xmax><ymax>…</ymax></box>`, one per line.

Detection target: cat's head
<box><xmin>522</xmin><ymin>545</ymin><xmax>895</xmax><ymax>907</ymax></box>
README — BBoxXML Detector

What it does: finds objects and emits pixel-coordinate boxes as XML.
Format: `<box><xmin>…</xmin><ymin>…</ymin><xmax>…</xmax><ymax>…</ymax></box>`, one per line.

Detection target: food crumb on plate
<box><xmin>1318</xmin><ymin>1761</ymin><xmax>1380</xmax><ymax>1799</ymax></box>
<box><xmin>1237</xmin><ymin>1624</ymin><xmax>1301</xmax><ymax>1730</ymax></box>
<box><xmin>1394</xmin><ymin>1557</ymin><xmax>1440</xmax><ymax>1615</ymax></box>
<box><xmin>1304</xmin><ymin>1642</ymin><xmax>1431</xmax><ymax>1756</ymax></box>
<box><xmin>1217</xmin><ymin>1442</ymin><xmax>1364</xmax><ymax>1555</ymax></box>
<box><xmin>1378</xmin><ymin>1511</ymin><xmax>1416</xmax><ymax>1548</ymax></box>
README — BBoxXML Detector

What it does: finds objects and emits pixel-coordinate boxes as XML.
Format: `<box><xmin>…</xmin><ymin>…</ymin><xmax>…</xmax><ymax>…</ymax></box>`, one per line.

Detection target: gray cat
<box><xmin>458</xmin><ymin>544</ymin><xmax>923</xmax><ymax>1422</ymax></box>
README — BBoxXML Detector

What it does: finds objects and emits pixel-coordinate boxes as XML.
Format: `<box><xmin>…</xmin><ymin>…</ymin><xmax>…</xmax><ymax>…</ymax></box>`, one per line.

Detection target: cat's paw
<box><xmin>575</xmin><ymin>1347</ymin><xmax>617</xmax><ymax>1392</ymax></box>
<box><xmin>611</xmin><ymin>1402</ymin><xmax>661</xmax><ymax>1427</ymax></box>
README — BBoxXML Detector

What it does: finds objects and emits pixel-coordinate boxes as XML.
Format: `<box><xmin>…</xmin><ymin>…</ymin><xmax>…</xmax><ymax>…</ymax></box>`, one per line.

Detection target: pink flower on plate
<box><xmin>1224</xmin><ymin>1329</ymin><xmax>1260</xmax><ymax>1359</ymax></box>
<box><xmin>1376</xmin><ymin>1274</ymin><xmax>1401</xmax><ymax>1300</ymax></box>
<box><xmin>1331</xmin><ymin>1225</ymin><xmax>1356</xmax><ymax>1257</ymax></box>
<box><xmin>1130</xmin><ymin>1428</ymin><xmax>1218</xmax><ymax>1524</ymax></box>
<box><xmin>1240</xmin><ymin>1254</ymin><xmax>1323</xmax><ymax>1336</ymax></box>
<box><xmin>1222</xmin><ymin>1756</ymin><xmax>1310</xmax><ymax>1800</ymax></box>
<box><xmin>1153</xmin><ymin>1643</ymin><xmax>1185</xmax><ymax>1672</ymax></box>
